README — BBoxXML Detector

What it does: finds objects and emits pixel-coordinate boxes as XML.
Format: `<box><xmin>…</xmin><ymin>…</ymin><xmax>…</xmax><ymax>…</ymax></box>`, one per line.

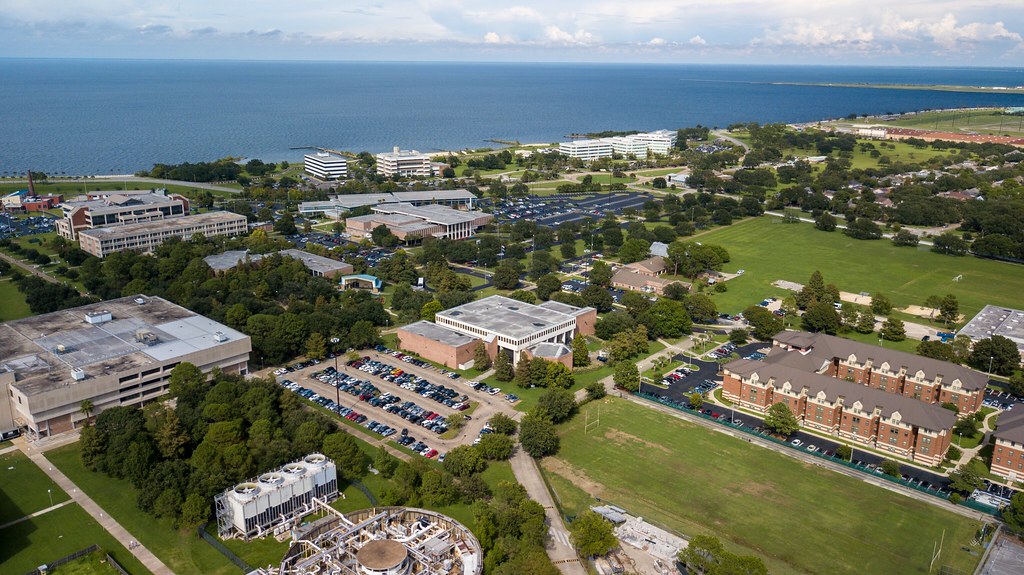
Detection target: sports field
<box><xmin>542</xmin><ymin>398</ymin><xmax>987</xmax><ymax>575</ymax></box>
<box><xmin>870</xmin><ymin>109</ymin><xmax>1024</xmax><ymax>139</ymax></box>
<box><xmin>691</xmin><ymin>217</ymin><xmax>1024</xmax><ymax>319</ymax></box>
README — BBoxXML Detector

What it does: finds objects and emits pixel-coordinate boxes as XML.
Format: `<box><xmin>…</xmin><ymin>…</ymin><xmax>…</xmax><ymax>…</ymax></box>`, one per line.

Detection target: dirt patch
<box><xmin>900</xmin><ymin>305</ymin><xmax>938</xmax><ymax>318</ymax></box>
<box><xmin>738</xmin><ymin>481</ymin><xmax>775</xmax><ymax>497</ymax></box>
<box><xmin>604</xmin><ymin>429</ymin><xmax>671</xmax><ymax>454</ymax></box>
<box><xmin>542</xmin><ymin>458</ymin><xmax>604</xmax><ymax>498</ymax></box>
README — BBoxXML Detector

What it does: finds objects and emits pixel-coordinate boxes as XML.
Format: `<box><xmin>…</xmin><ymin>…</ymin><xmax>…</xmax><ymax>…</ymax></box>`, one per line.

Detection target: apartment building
<box><xmin>992</xmin><ymin>411</ymin><xmax>1024</xmax><ymax>482</ymax></box>
<box><xmin>304</xmin><ymin>152</ymin><xmax>349</xmax><ymax>180</ymax></box>
<box><xmin>0</xmin><ymin>295</ymin><xmax>250</xmax><ymax>439</ymax></box>
<box><xmin>56</xmin><ymin>190</ymin><xmax>190</xmax><ymax>240</ymax></box>
<box><xmin>77</xmin><ymin>211</ymin><xmax>248</xmax><ymax>257</ymax></box>
<box><xmin>376</xmin><ymin>147</ymin><xmax>432</xmax><ymax>178</ymax></box>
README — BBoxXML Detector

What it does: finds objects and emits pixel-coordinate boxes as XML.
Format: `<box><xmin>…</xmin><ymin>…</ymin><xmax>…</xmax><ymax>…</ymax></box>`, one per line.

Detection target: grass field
<box><xmin>692</xmin><ymin>217</ymin><xmax>1024</xmax><ymax>320</ymax></box>
<box><xmin>783</xmin><ymin>139</ymin><xmax>956</xmax><ymax>170</ymax></box>
<box><xmin>543</xmin><ymin>398</ymin><xmax>986</xmax><ymax>575</ymax></box>
<box><xmin>0</xmin><ymin>451</ymin><xmax>71</xmax><ymax>525</ymax></box>
<box><xmin>859</xmin><ymin>109</ymin><xmax>1024</xmax><ymax>138</ymax></box>
<box><xmin>51</xmin><ymin>549</ymin><xmax>124</xmax><ymax>575</ymax></box>
<box><xmin>0</xmin><ymin>503</ymin><xmax>152</xmax><ymax>575</ymax></box>
<box><xmin>0</xmin><ymin>278</ymin><xmax>31</xmax><ymax>321</ymax></box>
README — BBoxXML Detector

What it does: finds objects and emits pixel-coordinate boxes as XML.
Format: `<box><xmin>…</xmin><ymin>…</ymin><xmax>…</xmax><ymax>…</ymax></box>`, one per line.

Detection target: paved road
<box><xmin>0</xmin><ymin>252</ymin><xmax>62</xmax><ymax>285</ymax></box>
<box><xmin>17</xmin><ymin>441</ymin><xmax>173</xmax><ymax>575</ymax></box>
<box><xmin>510</xmin><ymin>450</ymin><xmax>588</xmax><ymax>575</ymax></box>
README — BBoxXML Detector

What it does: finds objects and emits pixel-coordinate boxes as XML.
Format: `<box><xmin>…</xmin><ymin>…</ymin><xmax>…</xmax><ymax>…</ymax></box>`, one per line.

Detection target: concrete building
<box><xmin>77</xmin><ymin>211</ymin><xmax>249</xmax><ymax>257</ymax></box>
<box><xmin>376</xmin><ymin>147</ymin><xmax>432</xmax><ymax>178</ymax></box>
<box><xmin>396</xmin><ymin>296</ymin><xmax>596</xmax><ymax>369</ymax></box>
<box><xmin>559</xmin><ymin>131</ymin><xmax>677</xmax><ymax>160</ymax></box>
<box><xmin>346</xmin><ymin>204</ymin><xmax>493</xmax><ymax>242</ymax></box>
<box><xmin>304</xmin><ymin>152</ymin><xmax>349</xmax><ymax>180</ymax></box>
<box><xmin>991</xmin><ymin>410</ymin><xmax>1024</xmax><ymax>481</ymax></box>
<box><xmin>203</xmin><ymin>249</ymin><xmax>354</xmax><ymax>279</ymax></box>
<box><xmin>558</xmin><ymin>139</ymin><xmax>613</xmax><ymax>160</ymax></box>
<box><xmin>958</xmin><ymin>305</ymin><xmax>1024</xmax><ymax>361</ymax></box>
<box><xmin>0</xmin><ymin>295</ymin><xmax>250</xmax><ymax>439</ymax></box>
<box><xmin>56</xmin><ymin>190</ymin><xmax>190</xmax><ymax>240</ymax></box>
<box><xmin>298</xmin><ymin>190</ymin><xmax>478</xmax><ymax>217</ymax></box>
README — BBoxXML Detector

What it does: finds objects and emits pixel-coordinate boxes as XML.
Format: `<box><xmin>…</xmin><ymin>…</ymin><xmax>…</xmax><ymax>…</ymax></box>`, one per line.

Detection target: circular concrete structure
<box><xmin>356</xmin><ymin>539</ymin><xmax>409</xmax><ymax>574</ymax></box>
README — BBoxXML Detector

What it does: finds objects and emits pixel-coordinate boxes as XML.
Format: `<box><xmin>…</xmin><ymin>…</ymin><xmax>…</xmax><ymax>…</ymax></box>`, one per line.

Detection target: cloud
<box><xmin>483</xmin><ymin>31</ymin><xmax>504</xmax><ymax>44</ymax></box>
<box><xmin>648</xmin><ymin>37</ymin><xmax>666</xmax><ymax>46</ymax></box>
<box><xmin>137</xmin><ymin>23</ymin><xmax>172</xmax><ymax>35</ymax></box>
<box><xmin>544</xmin><ymin>25</ymin><xmax>594</xmax><ymax>45</ymax></box>
<box><xmin>689</xmin><ymin>35</ymin><xmax>707</xmax><ymax>46</ymax></box>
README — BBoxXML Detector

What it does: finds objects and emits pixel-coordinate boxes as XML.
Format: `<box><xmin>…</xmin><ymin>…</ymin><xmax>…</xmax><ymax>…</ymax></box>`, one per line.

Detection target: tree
<box><xmin>572</xmin><ymin>333</ymin><xmax>590</xmax><ymax>367</ymax></box>
<box><xmin>880</xmin><ymin>317</ymin><xmax>906</xmax><ymax>342</ymax></box>
<box><xmin>179</xmin><ymin>493</ymin><xmax>210</xmax><ymax>529</ymax></box>
<box><xmin>322</xmin><ymin>432</ymin><xmax>368</xmax><ymax>480</ymax></box>
<box><xmin>473</xmin><ymin>340</ymin><xmax>492</xmax><ymax>371</ymax></box>
<box><xmin>689</xmin><ymin>392</ymin><xmax>704</xmax><ymax>410</ymax></box>
<box><xmin>835</xmin><ymin>444</ymin><xmax>852</xmax><ymax>461</ymax></box>
<box><xmin>685</xmin><ymin>294</ymin><xmax>718</xmax><ymax>324</ymax></box>
<box><xmin>1009</xmin><ymin>372</ymin><xmax>1024</xmax><ymax>398</ymax></box>
<box><xmin>618</xmin><ymin>238</ymin><xmax>651</xmax><ymax>264</ymax></box>
<box><xmin>508</xmin><ymin>289</ymin><xmax>537</xmax><ymax>304</ymax></box>
<box><xmin>443</xmin><ymin>445</ymin><xmax>487</xmax><ymax>477</ymax></box>
<box><xmin>880</xmin><ymin>459</ymin><xmax>901</xmax><ymax>478</ymax></box>
<box><xmin>590</xmin><ymin>260</ymin><xmax>613</xmax><ymax>287</ymax></box>
<box><xmin>916</xmin><ymin>340</ymin><xmax>960</xmax><ymax>363</ymax></box>
<box><xmin>801</xmin><ymin>301</ymin><xmax>841</xmax><ymax>334</ymax></box>
<box><xmin>515</xmin><ymin>353</ymin><xmax>534</xmax><ymax>388</ymax></box>
<box><xmin>546</xmin><ymin>362</ymin><xmax>574</xmax><ymax>390</ymax></box>
<box><xmin>421</xmin><ymin>300</ymin><xmax>443</xmax><ymax>321</ymax></box>
<box><xmin>639</xmin><ymin>298</ymin><xmax>692</xmax><ymax>339</ymax></box>
<box><xmin>743</xmin><ymin>306</ymin><xmax>784</xmax><ymax>340</ymax></box>
<box><xmin>948</xmin><ymin>463</ymin><xmax>985</xmax><ymax>494</ymax></box>
<box><xmin>931</xmin><ymin>232</ymin><xmax>969</xmax><ymax>256</ymax></box>
<box><xmin>535</xmin><ymin>274</ymin><xmax>561</xmax><ymax>301</ymax></box>
<box><xmin>954</xmin><ymin>416</ymin><xmax>977</xmax><ymax>439</ymax></box>
<box><xmin>306</xmin><ymin>332</ymin><xmax>327</xmax><ymax>360</ymax></box>
<box><xmin>477</xmin><ymin>433</ymin><xmax>515</xmax><ymax>460</ymax></box>
<box><xmin>273</xmin><ymin>213</ymin><xmax>297</xmax><ymax>235</ymax></box>
<box><xmin>763</xmin><ymin>402</ymin><xmax>799</xmax><ymax>436</ymax></box>
<box><xmin>569</xmin><ymin>510</ymin><xmax>617</xmax><ymax>557</ymax></box>
<box><xmin>374</xmin><ymin>446</ymin><xmax>398</xmax><ymax>478</ymax></box>
<box><xmin>854</xmin><ymin>309</ymin><xmax>876</xmax><ymax>334</ymax></box>
<box><xmin>870</xmin><ymin>294</ymin><xmax>893</xmax><ymax>315</ymax></box>
<box><xmin>891</xmin><ymin>229</ymin><xmax>920</xmax><ymax>247</ymax></box>
<box><xmin>585</xmin><ymin>381</ymin><xmax>606</xmax><ymax>401</ymax></box>
<box><xmin>581</xmin><ymin>284</ymin><xmax>613</xmax><ymax>312</ymax></box>
<box><xmin>844</xmin><ymin>217</ymin><xmax>882</xmax><ymax>240</ymax></box>
<box><xmin>519</xmin><ymin>413</ymin><xmax>559</xmax><ymax>458</ymax></box>
<box><xmin>796</xmin><ymin>270</ymin><xmax>827</xmax><ymax>309</ymax></box>
<box><xmin>494</xmin><ymin>351</ymin><xmax>515</xmax><ymax>382</ymax></box>
<box><xmin>79</xmin><ymin>399</ymin><xmax>95</xmax><ymax>424</ymax></box>
<box><xmin>679</xmin><ymin>535</ymin><xmax>767</xmax><ymax>575</ymax></box>
<box><xmin>728</xmin><ymin>329</ymin><xmax>749</xmax><ymax>346</ymax></box>
<box><xmin>370</xmin><ymin>224</ymin><xmax>399</xmax><ymax>247</ymax></box>
<box><xmin>938</xmin><ymin>294</ymin><xmax>960</xmax><ymax>327</ymax></box>
<box><xmin>780</xmin><ymin>296</ymin><xmax>799</xmax><ymax>325</ymax></box>
<box><xmin>967</xmin><ymin>336</ymin><xmax>1019</xmax><ymax>376</ymax></box>
<box><xmin>537</xmin><ymin>389</ymin><xmax>576</xmax><ymax>423</ymax></box>
<box><xmin>493</xmin><ymin>264</ymin><xmax>520</xmax><ymax>290</ymax></box>
<box><xmin>815</xmin><ymin>211</ymin><xmax>837</xmax><ymax>232</ymax></box>
<box><xmin>1003</xmin><ymin>492</ymin><xmax>1024</xmax><ymax>532</ymax></box>
<box><xmin>489</xmin><ymin>413</ymin><xmax>518</xmax><ymax>436</ymax></box>
<box><xmin>613</xmin><ymin>362</ymin><xmax>640</xmax><ymax>392</ymax></box>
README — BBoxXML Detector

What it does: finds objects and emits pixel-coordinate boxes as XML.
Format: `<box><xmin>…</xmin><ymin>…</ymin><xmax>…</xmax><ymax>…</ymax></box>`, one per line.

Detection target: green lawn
<box><xmin>863</xmin><ymin>109</ymin><xmax>1024</xmax><ymax>139</ymax></box>
<box><xmin>0</xmin><ymin>503</ymin><xmax>152</xmax><ymax>575</ymax></box>
<box><xmin>0</xmin><ymin>278</ymin><xmax>32</xmax><ymax>321</ymax></box>
<box><xmin>543</xmin><ymin>397</ymin><xmax>986</xmax><ymax>575</ymax></box>
<box><xmin>50</xmin><ymin>549</ymin><xmax>125</xmax><ymax>575</ymax></box>
<box><xmin>693</xmin><ymin>217</ymin><xmax>1024</xmax><ymax>320</ymax></box>
<box><xmin>0</xmin><ymin>451</ymin><xmax>71</xmax><ymax>524</ymax></box>
<box><xmin>45</xmin><ymin>444</ymin><xmax>239</xmax><ymax>575</ymax></box>
<box><xmin>0</xmin><ymin>180</ymin><xmax>239</xmax><ymax>197</ymax></box>
<box><xmin>780</xmin><ymin>139</ymin><xmax>955</xmax><ymax>170</ymax></box>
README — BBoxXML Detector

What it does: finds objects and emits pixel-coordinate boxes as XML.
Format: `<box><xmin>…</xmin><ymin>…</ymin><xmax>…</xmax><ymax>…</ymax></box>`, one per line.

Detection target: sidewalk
<box><xmin>17</xmin><ymin>442</ymin><xmax>173</xmax><ymax>575</ymax></box>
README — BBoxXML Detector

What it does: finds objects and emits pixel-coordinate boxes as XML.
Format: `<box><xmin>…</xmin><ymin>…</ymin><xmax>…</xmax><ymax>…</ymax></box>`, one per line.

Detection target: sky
<box><xmin>1</xmin><ymin>1</ymin><xmax>1023</xmax><ymax>66</ymax></box>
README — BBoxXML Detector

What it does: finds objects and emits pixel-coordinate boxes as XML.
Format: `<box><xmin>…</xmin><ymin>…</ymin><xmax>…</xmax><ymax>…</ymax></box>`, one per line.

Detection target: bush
<box><xmin>948</xmin><ymin>492</ymin><xmax>962</xmax><ymax>505</ymax></box>
<box><xmin>945</xmin><ymin>445</ymin><xmax>963</xmax><ymax>463</ymax></box>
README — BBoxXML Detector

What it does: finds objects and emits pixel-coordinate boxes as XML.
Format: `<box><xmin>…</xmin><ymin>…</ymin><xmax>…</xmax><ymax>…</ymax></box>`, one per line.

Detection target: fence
<box><xmin>23</xmin><ymin>544</ymin><xmax>99</xmax><ymax>575</ymax></box>
<box><xmin>105</xmin><ymin>552</ymin><xmax>130</xmax><ymax>575</ymax></box>
<box><xmin>634</xmin><ymin>391</ymin><xmax>1003</xmax><ymax>518</ymax></box>
<box><xmin>198</xmin><ymin>523</ymin><xmax>254</xmax><ymax>573</ymax></box>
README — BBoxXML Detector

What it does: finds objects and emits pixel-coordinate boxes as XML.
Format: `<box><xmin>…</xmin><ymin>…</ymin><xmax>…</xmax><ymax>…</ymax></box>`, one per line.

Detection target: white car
<box><xmin>791</xmin><ymin>439</ymin><xmax>803</xmax><ymax>447</ymax></box>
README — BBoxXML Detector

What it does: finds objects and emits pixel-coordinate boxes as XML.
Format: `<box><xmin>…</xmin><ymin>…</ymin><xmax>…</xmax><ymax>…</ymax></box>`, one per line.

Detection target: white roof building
<box><xmin>376</xmin><ymin>147</ymin><xmax>432</xmax><ymax>178</ymax></box>
<box><xmin>304</xmin><ymin>152</ymin><xmax>348</xmax><ymax>180</ymax></box>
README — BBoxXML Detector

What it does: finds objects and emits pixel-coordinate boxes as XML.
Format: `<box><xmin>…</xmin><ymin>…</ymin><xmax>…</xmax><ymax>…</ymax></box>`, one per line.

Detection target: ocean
<box><xmin>1</xmin><ymin>59</ymin><xmax>1023</xmax><ymax>175</ymax></box>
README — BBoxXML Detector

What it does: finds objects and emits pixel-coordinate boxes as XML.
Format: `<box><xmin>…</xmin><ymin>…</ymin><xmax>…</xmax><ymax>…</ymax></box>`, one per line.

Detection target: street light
<box><xmin>988</xmin><ymin>356</ymin><xmax>994</xmax><ymax>378</ymax></box>
<box><xmin>47</xmin><ymin>488</ymin><xmax>52</xmax><ymax>507</ymax></box>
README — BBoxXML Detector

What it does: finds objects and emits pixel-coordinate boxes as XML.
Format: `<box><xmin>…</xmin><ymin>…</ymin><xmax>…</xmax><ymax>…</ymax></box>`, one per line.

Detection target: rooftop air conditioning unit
<box><xmin>85</xmin><ymin>310</ymin><xmax>112</xmax><ymax>324</ymax></box>
<box><xmin>213</xmin><ymin>332</ymin><xmax>227</xmax><ymax>342</ymax></box>
<box><xmin>70</xmin><ymin>368</ymin><xmax>86</xmax><ymax>381</ymax></box>
<box><xmin>134</xmin><ymin>297</ymin><xmax>146</xmax><ymax>305</ymax></box>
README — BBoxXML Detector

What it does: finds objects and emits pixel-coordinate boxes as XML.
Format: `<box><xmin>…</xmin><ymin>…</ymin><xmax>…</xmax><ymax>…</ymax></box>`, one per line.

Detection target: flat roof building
<box><xmin>56</xmin><ymin>190</ymin><xmax>190</xmax><ymax>240</ymax></box>
<box><xmin>203</xmin><ymin>249</ymin><xmax>354</xmax><ymax>279</ymax></box>
<box><xmin>304</xmin><ymin>152</ymin><xmax>349</xmax><ymax>181</ymax></box>
<box><xmin>77</xmin><ymin>211</ymin><xmax>249</xmax><ymax>257</ymax></box>
<box><xmin>346</xmin><ymin>203</ymin><xmax>493</xmax><ymax>242</ymax></box>
<box><xmin>299</xmin><ymin>190</ymin><xmax>478</xmax><ymax>216</ymax></box>
<box><xmin>559</xmin><ymin>131</ymin><xmax>677</xmax><ymax>160</ymax></box>
<box><xmin>0</xmin><ymin>295</ymin><xmax>251</xmax><ymax>439</ymax></box>
<box><xmin>376</xmin><ymin>147</ymin><xmax>432</xmax><ymax>178</ymax></box>
<box><xmin>958</xmin><ymin>305</ymin><xmax>1024</xmax><ymax>359</ymax></box>
<box><xmin>559</xmin><ymin>139</ymin><xmax>613</xmax><ymax>161</ymax></box>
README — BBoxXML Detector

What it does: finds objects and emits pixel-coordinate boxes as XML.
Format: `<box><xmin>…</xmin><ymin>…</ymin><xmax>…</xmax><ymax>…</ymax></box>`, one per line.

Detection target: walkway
<box><xmin>509</xmin><ymin>450</ymin><xmax>588</xmax><ymax>575</ymax></box>
<box><xmin>16</xmin><ymin>440</ymin><xmax>174</xmax><ymax>575</ymax></box>
<box><xmin>0</xmin><ymin>500</ymin><xmax>74</xmax><ymax>530</ymax></box>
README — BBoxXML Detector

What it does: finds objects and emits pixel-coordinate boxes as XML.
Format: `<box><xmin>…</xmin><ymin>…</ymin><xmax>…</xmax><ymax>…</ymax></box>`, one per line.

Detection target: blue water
<box><xmin>1</xmin><ymin>59</ymin><xmax>1023</xmax><ymax>175</ymax></box>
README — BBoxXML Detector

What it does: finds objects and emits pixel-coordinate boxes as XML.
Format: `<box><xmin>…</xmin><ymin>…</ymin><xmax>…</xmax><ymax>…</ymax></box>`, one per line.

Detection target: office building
<box><xmin>0</xmin><ymin>295</ymin><xmax>251</xmax><ymax>439</ymax></box>
<box><xmin>298</xmin><ymin>190</ymin><xmax>478</xmax><ymax>217</ymax></box>
<box><xmin>304</xmin><ymin>152</ymin><xmax>349</xmax><ymax>181</ymax></box>
<box><xmin>77</xmin><ymin>211</ymin><xmax>248</xmax><ymax>257</ymax></box>
<box><xmin>376</xmin><ymin>147</ymin><xmax>432</xmax><ymax>178</ymax></box>
<box><xmin>559</xmin><ymin>130</ymin><xmax>677</xmax><ymax>160</ymax></box>
<box><xmin>203</xmin><ymin>249</ymin><xmax>355</xmax><ymax>279</ymax></box>
<box><xmin>56</xmin><ymin>190</ymin><xmax>190</xmax><ymax>240</ymax></box>
<box><xmin>558</xmin><ymin>139</ymin><xmax>613</xmax><ymax>160</ymax></box>
<box><xmin>345</xmin><ymin>203</ymin><xmax>493</xmax><ymax>242</ymax></box>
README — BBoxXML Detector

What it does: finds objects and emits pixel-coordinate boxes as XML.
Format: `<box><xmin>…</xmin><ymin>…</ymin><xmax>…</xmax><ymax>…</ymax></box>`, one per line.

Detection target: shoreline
<box><xmin>770</xmin><ymin>81</ymin><xmax>1024</xmax><ymax>94</ymax></box>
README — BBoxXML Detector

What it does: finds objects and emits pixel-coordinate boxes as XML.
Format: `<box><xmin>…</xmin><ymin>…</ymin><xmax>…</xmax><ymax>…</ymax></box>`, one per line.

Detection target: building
<box><xmin>298</xmin><ymin>190</ymin><xmax>478</xmax><ymax>217</ymax></box>
<box><xmin>0</xmin><ymin>295</ymin><xmax>251</xmax><ymax>439</ymax></box>
<box><xmin>259</xmin><ymin>507</ymin><xmax>482</xmax><ymax>575</ymax></box>
<box><xmin>855</xmin><ymin>127</ymin><xmax>888</xmax><ymax>139</ymax></box>
<box><xmin>346</xmin><ymin>203</ymin><xmax>493</xmax><ymax>242</ymax></box>
<box><xmin>623</xmin><ymin>256</ymin><xmax>666</xmax><ymax>277</ymax></box>
<box><xmin>77</xmin><ymin>211</ymin><xmax>249</xmax><ymax>257</ymax></box>
<box><xmin>991</xmin><ymin>410</ymin><xmax>1024</xmax><ymax>481</ymax></box>
<box><xmin>6</xmin><ymin>195</ymin><xmax>62</xmax><ymax>212</ymax></box>
<box><xmin>958</xmin><ymin>305</ymin><xmax>1024</xmax><ymax>361</ymax></box>
<box><xmin>215</xmin><ymin>453</ymin><xmax>339</xmax><ymax>540</ymax></box>
<box><xmin>559</xmin><ymin>139</ymin><xmax>613</xmax><ymax>160</ymax></box>
<box><xmin>611</xmin><ymin>267</ymin><xmax>687</xmax><ymax>296</ymax></box>
<box><xmin>304</xmin><ymin>152</ymin><xmax>349</xmax><ymax>180</ymax></box>
<box><xmin>376</xmin><ymin>147</ymin><xmax>432</xmax><ymax>178</ymax></box>
<box><xmin>1</xmin><ymin>189</ymin><xmax>28</xmax><ymax>210</ymax></box>
<box><xmin>722</xmin><ymin>358</ymin><xmax>956</xmax><ymax>465</ymax></box>
<box><xmin>397</xmin><ymin>296</ymin><xmax>596</xmax><ymax>369</ymax></box>
<box><xmin>56</xmin><ymin>190</ymin><xmax>190</xmax><ymax>240</ymax></box>
<box><xmin>649</xmin><ymin>241</ymin><xmax>669</xmax><ymax>258</ymax></box>
<box><xmin>203</xmin><ymin>249</ymin><xmax>354</xmax><ymax>279</ymax></box>
<box><xmin>339</xmin><ymin>274</ymin><xmax>382</xmax><ymax>292</ymax></box>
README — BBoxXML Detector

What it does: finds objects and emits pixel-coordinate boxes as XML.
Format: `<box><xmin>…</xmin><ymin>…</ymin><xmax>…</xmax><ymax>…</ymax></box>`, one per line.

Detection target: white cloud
<box><xmin>689</xmin><ymin>35</ymin><xmax>707</xmax><ymax>46</ymax></box>
<box><xmin>483</xmin><ymin>31</ymin><xmax>504</xmax><ymax>44</ymax></box>
<box><xmin>649</xmin><ymin>37</ymin><xmax>666</xmax><ymax>45</ymax></box>
<box><xmin>544</xmin><ymin>25</ymin><xmax>594</xmax><ymax>45</ymax></box>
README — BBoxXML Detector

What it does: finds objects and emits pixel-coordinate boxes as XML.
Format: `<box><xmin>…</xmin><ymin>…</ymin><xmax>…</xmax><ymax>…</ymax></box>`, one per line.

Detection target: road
<box><xmin>712</xmin><ymin>130</ymin><xmax>751</xmax><ymax>152</ymax></box>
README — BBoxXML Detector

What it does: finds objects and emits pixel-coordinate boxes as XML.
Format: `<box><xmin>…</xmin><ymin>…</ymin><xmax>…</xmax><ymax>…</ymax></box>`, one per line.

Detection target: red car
<box><xmin>424</xmin><ymin>449</ymin><xmax>438</xmax><ymax>458</ymax></box>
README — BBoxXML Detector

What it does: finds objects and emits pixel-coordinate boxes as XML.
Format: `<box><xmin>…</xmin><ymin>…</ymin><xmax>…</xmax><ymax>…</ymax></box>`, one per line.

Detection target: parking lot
<box><xmin>0</xmin><ymin>213</ymin><xmax>57</xmax><ymax>239</ymax></box>
<box><xmin>272</xmin><ymin>348</ymin><xmax>521</xmax><ymax>459</ymax></box>
<box><xmin>491</xmin><ymin>191</ymin><xmax>653</xmax><ymax>229</ymax></box>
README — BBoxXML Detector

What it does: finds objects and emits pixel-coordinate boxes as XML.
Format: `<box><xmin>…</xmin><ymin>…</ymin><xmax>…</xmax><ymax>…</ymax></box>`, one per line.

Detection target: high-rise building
<box><xmin>303</xmin><ymin>152</ymin><xmax>348</xmax><ymax>180</ymax></box>
<box><xmin>375</xmin><ymin>147</ymin><xmax>432</xmax><ymax>177</ymax></box>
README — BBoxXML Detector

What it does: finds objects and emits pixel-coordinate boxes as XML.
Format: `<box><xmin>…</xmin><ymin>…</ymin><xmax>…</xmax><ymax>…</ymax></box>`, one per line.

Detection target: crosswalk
<box><xmin>550</xmin><ymin>526</ymin><xmax>571</xmax><ymax>547</ymax></box>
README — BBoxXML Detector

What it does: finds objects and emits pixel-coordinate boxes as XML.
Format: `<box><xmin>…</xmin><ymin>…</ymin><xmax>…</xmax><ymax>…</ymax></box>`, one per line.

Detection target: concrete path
<box><xmin>509</xmin><ymin>450</ymin><xmax>588</xmax><ymax>575</ymax></box>
<box><xmin>0</xmin><ymin>500</ymin><xmax>74</xmax><ymax>530</ymax></box>
<box><xmin>18</xmin><ymin>443</ymin><xmax>173</xmax><ymax>575</ymax></box>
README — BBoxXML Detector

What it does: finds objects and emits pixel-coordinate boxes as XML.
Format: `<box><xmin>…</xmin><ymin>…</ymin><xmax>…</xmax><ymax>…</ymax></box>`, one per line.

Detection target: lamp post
<box><xmin>47</xmin><ymin>488</ymin><xmax>52</xmax><ymax>507</ymax></box>
<box><xmin>988</xmin><ymin>356</ymin><xmax>994</xmax><ymax>379</ymax></box>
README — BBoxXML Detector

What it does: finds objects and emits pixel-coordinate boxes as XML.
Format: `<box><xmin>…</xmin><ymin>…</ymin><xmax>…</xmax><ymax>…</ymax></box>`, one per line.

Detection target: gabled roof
<box><xmin>994</xmin><ymin>410</ymin><xmax>1024</xmax><ymax>445</ymax></box>
<box><xmin>625</xmin><ymin>256</ymin><xmax>666</xmax><ymax>275</ymax></box>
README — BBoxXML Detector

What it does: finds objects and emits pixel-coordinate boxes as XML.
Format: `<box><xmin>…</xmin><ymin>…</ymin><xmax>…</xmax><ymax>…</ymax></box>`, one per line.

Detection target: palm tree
<box><xmin>79</xmin><ymin>400</ymin><xmax>94</xmax><ymax>426</ymax></box>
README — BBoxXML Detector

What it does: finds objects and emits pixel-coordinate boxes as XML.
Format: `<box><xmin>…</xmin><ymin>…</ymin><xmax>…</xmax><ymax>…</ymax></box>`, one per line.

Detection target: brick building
<box><xmin>77</xmin><ymin>211</ymin><xmax>248</xmax><ymax>257</ymax></box>
<box><xmin>56</xmin><ymin>190</ymin><xmax>190</xmax><ymax>240</ymax></box>
<box><xmin>991</xmin><ymin>411</ymin><xmax>1024</xmax><ymax>482</ymax></box>
<box><xmin>396</xmin><ymin>296</ymin><xmax>596</xmax><ymax>370</ymax></box>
